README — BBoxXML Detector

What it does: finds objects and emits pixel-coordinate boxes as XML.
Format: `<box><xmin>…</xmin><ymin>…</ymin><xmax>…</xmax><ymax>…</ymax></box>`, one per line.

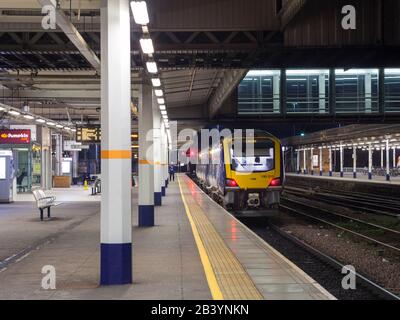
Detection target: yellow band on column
<box><xmin>101</xmin><ymin>150</ymin><xmax>131</xmax><ymax>159</ymax></box>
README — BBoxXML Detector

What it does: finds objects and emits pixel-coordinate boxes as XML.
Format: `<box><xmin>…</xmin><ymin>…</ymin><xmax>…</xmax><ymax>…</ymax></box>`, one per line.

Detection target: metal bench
<box><xmin>91</xmin><ymin>178</ymin><xmax>101</xmax><ymax>195</ymax></box>
<box><xmin>32</xmin><ymin>189</ymin><xmax>62</xmax><ymax>221</ymax></box>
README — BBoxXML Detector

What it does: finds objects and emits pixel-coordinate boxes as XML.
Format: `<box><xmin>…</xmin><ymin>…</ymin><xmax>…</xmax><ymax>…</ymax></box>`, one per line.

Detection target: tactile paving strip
<box><xmin>178</xmin><ymin>176</ymin><xmax>263</xmax><ymax>300</ymax></box>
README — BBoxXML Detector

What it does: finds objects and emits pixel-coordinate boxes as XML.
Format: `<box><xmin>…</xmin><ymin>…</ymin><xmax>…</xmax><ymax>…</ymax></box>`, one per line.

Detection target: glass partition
<box><xmin>384</xmin><ymin>69</ymin><xmax>400</xmax><ymax>113</ymax></box>
<box><xmin>238</xmin><ymin>70</ymin><xmax>281</xmax><ymax>114</ymax></box>
<box><xmin>335</xmin><ymin>69</ymin><xmax>378</xmax><ymax>113</ymax></box>
<box><xmin>286</xmin><ymin>70</ymin><xmax>329</xmax><ymax>114</ymax></box>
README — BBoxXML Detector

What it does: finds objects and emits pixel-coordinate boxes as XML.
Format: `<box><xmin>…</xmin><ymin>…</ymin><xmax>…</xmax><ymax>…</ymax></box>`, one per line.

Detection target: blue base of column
<box><xmin>100</xmin><ymin>243</ymin><xmax>132</xmax><ymax>285</ymax></box>
<box><xmin>161</xmin><ymin>186</ymin><xmax>166</xmax><ymax>196</ymax></box>
<box><xmin>368</xmin><ymin>172</ymin><xmax>372</xmax><ymax>180</ymax></box>
<box><xmin>303</xmin><ymin>170</ymin><xmax>307</xmax><ymax>175</ymax></box>
<box><xmin>329</xmin><ymin>171</ymin><xmax>332</xmax><ymax>177</ymax></box>
<box><xmin>297</xmin><ymin>171</ymin><xmax>300</xmax><ymax>174</ymax></box>
<box><xmin>154</xmin><ymin>192</ymin><xmax>162</xmax><ymax>206</ymax></box>
<box><xmin>386</xmin><ymin>174</ymin><xmax>390</xmax><ymax>181</ymax></box>
<box><xmin>353</xmin><ymin>172</ymin><xmax>357</xmax><ymax>179</ymax></box>
<box><xmin>340</xmin><ymin>172</ymin><xmax>344</xmax><ymax>177</ymax></box>
<box><xmin>311</xmin><ymin>170</ymin><xmax>314</xmax><ymax>176</ymax></box>
<box><xmin>165</xmin><ymin>179</ymin><xmax>168</xmax><ymax>187</ymax></box>
<box><xmin>319</xmin><ymin>171</ymin><xmax>323</xmax><ymax>176</ymax></box>
<box><xmin>139</xmin><ymin>205</ymin><xmax>154</xmax><ymax>227</ymax></box>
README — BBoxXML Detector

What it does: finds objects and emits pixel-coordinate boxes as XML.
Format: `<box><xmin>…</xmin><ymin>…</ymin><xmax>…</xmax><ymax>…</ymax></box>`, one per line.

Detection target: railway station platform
<box><xmin>0</xmin><ymin>174</ymin><xmax>334</xmax><ymax>300</ymax></box>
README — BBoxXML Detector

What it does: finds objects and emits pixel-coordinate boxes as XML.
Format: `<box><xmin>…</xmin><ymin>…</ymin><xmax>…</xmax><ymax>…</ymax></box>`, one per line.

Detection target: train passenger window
<box><xmin>230</xmin><ymin>139</ymin><xmax>275</xmax><ymax>172</ymax></box>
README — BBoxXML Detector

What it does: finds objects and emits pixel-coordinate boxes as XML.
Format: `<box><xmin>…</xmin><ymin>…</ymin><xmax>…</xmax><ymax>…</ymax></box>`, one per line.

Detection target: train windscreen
<box><xmin>230</xmin><ymin>139</ymin><xmax>275</xmax><ymax>172</ymax></box>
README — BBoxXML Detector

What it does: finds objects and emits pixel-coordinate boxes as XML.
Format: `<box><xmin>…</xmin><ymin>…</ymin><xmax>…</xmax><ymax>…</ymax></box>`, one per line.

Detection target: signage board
<box><xmin>76</xmin><ymin>126</ymin><xmax>101</xmax><ymax>143</ymax></box>
<box><xmin>10</xmin><ymin>125</ymin><xmax>37</xmax><ymax>141</ymax></box>
<box><xmin>0</xmin><ymin>129</ymin><xmax>31</xmax><ymax>144</ymax></box>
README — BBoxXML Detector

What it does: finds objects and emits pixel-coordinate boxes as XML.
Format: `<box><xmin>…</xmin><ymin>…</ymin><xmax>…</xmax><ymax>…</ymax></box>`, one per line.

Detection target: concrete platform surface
<box><xmin>0</xmin><ymin>175</ymin><xmax>333</xmax><ymax>300</ymax></box>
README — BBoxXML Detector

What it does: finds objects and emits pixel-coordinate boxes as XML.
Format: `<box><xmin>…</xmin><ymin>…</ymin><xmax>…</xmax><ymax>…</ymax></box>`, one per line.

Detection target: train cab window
<box><xmin>230</xmin><ymin>139</ymin><xmax>275</xmax><ymax>172</ymax></box>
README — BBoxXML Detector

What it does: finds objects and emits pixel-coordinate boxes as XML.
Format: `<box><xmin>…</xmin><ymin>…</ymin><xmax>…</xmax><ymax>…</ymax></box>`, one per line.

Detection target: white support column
<box><xmin>310</xmin><ymin>146</ymin><xmax>314</xmax><ymax>175</ymax></box>
<box><xmin>319</xmin><ymin>147</ymin><xmax>323</xmax><ymax>176</ymax></box>
<box><xmin>153</xmin><ymin>93</ymin><xmax>162</xmax><ymax>206</ymax></box>
<box><xmin>41</xmin><ymin>126</ymin><xmax>52</xmax><ymax>190</ymax></box>
<box><xmin>296</xmin><ymin>149</ymin><xmax>300</xmax><ymax>174</ymax></box>
<box><xmin>55</xmin><ymin>134</ymin><xmax>63</xmax><ymax>176</ymax></box>
<box><xmin>329</xmin><ymin>146</ymin><xmax>333</xmax><ymax>176</ymax></box>
<box><xmin>365</xmin><ymin>72</ymin><xmax>372</xmax><ymax>113</ymax></box>
<box><xmin>381</xmin><ymin>148</ymin><xmax>384</xmax><ymax>168</ymax></box>
<box><xmin>273</xmin><ymin>74</ymin><xmax>280</xmax><ymax>113</ymax></box>
<box><xmin>352</xmin><ymin>145</ymin><xmax>357</xmax><ymax>178</ymax></box>
<box><xmin>340</xmin><ymin>143</ymin><xmax>344</xmax><ymax>177</ymax></box>
<box><xmin>100</xmin><ymin>0</ymin><xmax>132</xmax><ymax>286</ymax></box>
<box><xmin>319</xmin><ymin>73</ymin><xmax>326</xmax><ymax>113</ymax></box>
<box><xmin>393</xmin><ymin>147</ymin><xmax>396</xmax><ymax>169</ymax></box>
<box><xmin>138</xmin><ymin>83</ymin><xmax>154</xmax><ymax>226</ymax></box>
<box><xmin>303</xmin><ymin>148</ymin><xmax>307</xmax><ymax>174</ymax></box>
<box><xmin>160</xmin><ymin>122</ymin><xmax>167</xmax><ymax>196</ymax></box>
<box><xmin>368</xmin><ymin>143</ymin><xmax>373</xmax><ymax>180</ymax></box>
<box><xmin>386</xmin><ymin>139</ymin><xmax>390</xmax><ymax>181</ymax></box>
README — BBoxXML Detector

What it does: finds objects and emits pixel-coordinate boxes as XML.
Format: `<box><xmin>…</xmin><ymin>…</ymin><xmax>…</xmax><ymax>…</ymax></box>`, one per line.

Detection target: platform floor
<box><xmin>287</xmin><ymin>172</ymin><xmax>400</xmax><ymax>185</ymax></box>
<box><xmin>0</xmin><ymin>174</ymin><xmax>334</xmax><ymax>300</ymax></box>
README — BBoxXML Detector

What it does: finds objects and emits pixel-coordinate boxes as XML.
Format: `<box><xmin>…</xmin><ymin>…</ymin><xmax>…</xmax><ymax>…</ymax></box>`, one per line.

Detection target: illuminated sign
<box><xmin>0</xmin><ymin>130</ymin><xmax>31</xmax><ymax>144</ymax></box>
<box><xmin>76</xmin><ymin>126</ymin><xmax>101</xmax><ymax>143</ymax></box>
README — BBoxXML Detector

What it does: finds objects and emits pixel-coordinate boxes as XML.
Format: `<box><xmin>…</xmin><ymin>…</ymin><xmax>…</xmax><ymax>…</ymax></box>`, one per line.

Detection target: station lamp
<box><xmin>36</xmin><ymin>118</ymin><xmax>46</xmax><ymax>123</ymax></box>
<box><xmin>157</xmin><ymin>98</ymin><xmax>165</xmax><ymax>104</ymax></box>
<box><xmin>130</xmin><ymin>1</ymin><xmax>149</xmax><ymax>25</ymax></box>
<box><xmin>159</xmin><ymin>105</ymin><xmax>166</xmax><ymax>111</ymax></box>
<box><xmin>8</xmin><ymin>110</ymin><xmax>21</xmax><ymax>116</ymax></box>
<box><xmin>151</xmin><ymin>78</ymin><xmax>161</xmax><ymax>87</ymax></box>
<box><xmin>300</xmin><ymin>132</ymin><xmax>305</xmax><ymax>137</ymax></box>
<box><xmin>46</xmin><ymin>121</ymin><xmax>56</xmax><ymax>126</ymax></box>
<box><xmin>161</xmin><ymin>110</ymin><xmax>167</xmax><ymax>115</ymax></box>
<box><xmin>56</xmin><ymin>124</ymin><xmax>63</xmax><ymax>129</ymax></box>
<box><xmin>139</xmin><ymin>38</ymin><xmax>154</xmax><ymax>54</ymax></box>
<box><xmin>0</xmin><ymin>105</ymin><xmax>5</xmax><ymax>111</ymax></box>
<box><xmin>154</xmin><ymin>89</ymin><xmax>163</xmax><ymax>97</ymax></box>
<box><xmin>146</xmin><ymin>61</ymin><xmax>158</xmax><ymax>73</ymax></box>
<box><xmin>23</xmin><ymin>114</ymin><xmax>34</xmax><ymax>120</ymax></box>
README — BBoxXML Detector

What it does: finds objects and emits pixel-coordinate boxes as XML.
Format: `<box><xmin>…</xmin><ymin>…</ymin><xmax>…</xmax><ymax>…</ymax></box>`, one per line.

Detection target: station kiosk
<box><xmin>0</xmin><ymin>150</ymin><xmax>14</xmax><ymax>203</ymax></box>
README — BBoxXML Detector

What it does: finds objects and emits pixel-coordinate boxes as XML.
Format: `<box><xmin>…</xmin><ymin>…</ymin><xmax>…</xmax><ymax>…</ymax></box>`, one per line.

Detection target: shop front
<box><xmin>0</xmin><ymin>127</ymin><xmax>42</xmax><ymax>193</ymax></box>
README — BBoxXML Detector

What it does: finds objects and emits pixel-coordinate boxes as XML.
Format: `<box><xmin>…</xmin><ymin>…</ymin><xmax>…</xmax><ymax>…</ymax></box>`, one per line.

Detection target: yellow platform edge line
<box><xmin>177</xmin><ymin>176</ymin><xmax>224</xmax><ymax>300</ymax></box>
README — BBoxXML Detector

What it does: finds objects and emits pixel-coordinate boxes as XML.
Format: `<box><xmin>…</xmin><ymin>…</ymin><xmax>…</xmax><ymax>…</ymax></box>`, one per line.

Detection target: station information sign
<box><xmin>0</xmin><ymin>129</ymin><xmax>31</xmax><ymax>144</ymax></box>
<box><xmin>76</xmin><ymin>126</ymin><xmax>101</xmax><ymax>143</ymax></box>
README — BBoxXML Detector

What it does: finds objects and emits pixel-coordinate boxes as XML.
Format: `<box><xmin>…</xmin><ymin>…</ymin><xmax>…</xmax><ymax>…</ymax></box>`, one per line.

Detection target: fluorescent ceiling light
<box><xmin>162</xmin><ymin>115</ymin><xmax>168</xmax><ymax>120</ymax></box>
<box><xmin>56</xmin><ymin>124</ymin><xmax>63</xmax><ymax>128</ymax></box>
<box><xmin>159</xmin><ymin>105</ymin><xmax>166</xmax><ymax>111</ymax></box>
<box><xmin>142</xmin><ymin>26</ymin><xmax>149</xmax><ymax>34</ymax></box>
<box><xmin>146</xmin><ymin>61</ymin><xmax>158</xmax><ymax>74</ymax></box>
<box><xmin>46</xmin><ymin>121</ymin><xmax>56</xmax><ymax>126</ymax></box>
<box><xmin>157</xmin><ymin>98</ymin><xmax>165</xmax><ymax>104</ymax></box>
<box><xmin>8</xmin><ymin>110</ymin><xmax>21</xmax><ymax>116</ymax></box>
<box><xmin>0</xmin><ymin>106</ymin><xmax>5</xmax><ymax>111</ymax></box>
<box><xmin>151</xmin><ymin>78</ymin><xmax>161</xmax><ymax>87</ymax></box>
<box><xmin>71</xmin><ymin>129</ymin><xmax>77</xmax><ymax>132</ymax></box>
<box><xmin>36</xmin><ymin>118</ymin><xmax>45</xmax><ymax>123</ymax></box>
<box><xmin>64</xmin><ymin>127</ymin><xmax>71</xmax><ymax>131</ymax></box>
<box><xmin>23</xmin><ymin>114</ymin><xmax>34</xmax><ymax>120</ymax></box>
<box><xmin>154</xmin><ymin>89</ymin><xmax>163</xmax><ymax>97</ymax></box>
<box><xmin>140</xmin><ymin>38</ymin><xmax>154</xmax><ymax>54</ymax></box>
<box><xmin>131</xmin><ymin>1</ymin><xmax>149</xmax><ymax>25</ymax></box>
<box><xmin>161</xmin><ymin>110</ymin><xmax>167</xmax><ymax>115</ymax></box>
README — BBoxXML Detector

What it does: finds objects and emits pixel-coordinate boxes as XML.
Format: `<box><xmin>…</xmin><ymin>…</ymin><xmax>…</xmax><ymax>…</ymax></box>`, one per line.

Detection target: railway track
<box><xmin>280</xmin><ymin>197</ymin><xmax>400</xmax><ymax>254</ymax></box>
<box><xmin>284</xmin><ymin>186</ymin><xmax>400</xmax><ymax>217</ymax></box>
<box><xmin>240</xmin><ymin>217</ymin><xmax>400</xmax><ymax>300</ymax></box>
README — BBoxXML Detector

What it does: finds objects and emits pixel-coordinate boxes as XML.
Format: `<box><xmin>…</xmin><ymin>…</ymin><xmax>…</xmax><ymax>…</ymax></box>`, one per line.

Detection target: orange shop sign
<box><xmin>0</xmin><ymin>129</ymin><xmax>31</xmax><ymax>144</ymax></box>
